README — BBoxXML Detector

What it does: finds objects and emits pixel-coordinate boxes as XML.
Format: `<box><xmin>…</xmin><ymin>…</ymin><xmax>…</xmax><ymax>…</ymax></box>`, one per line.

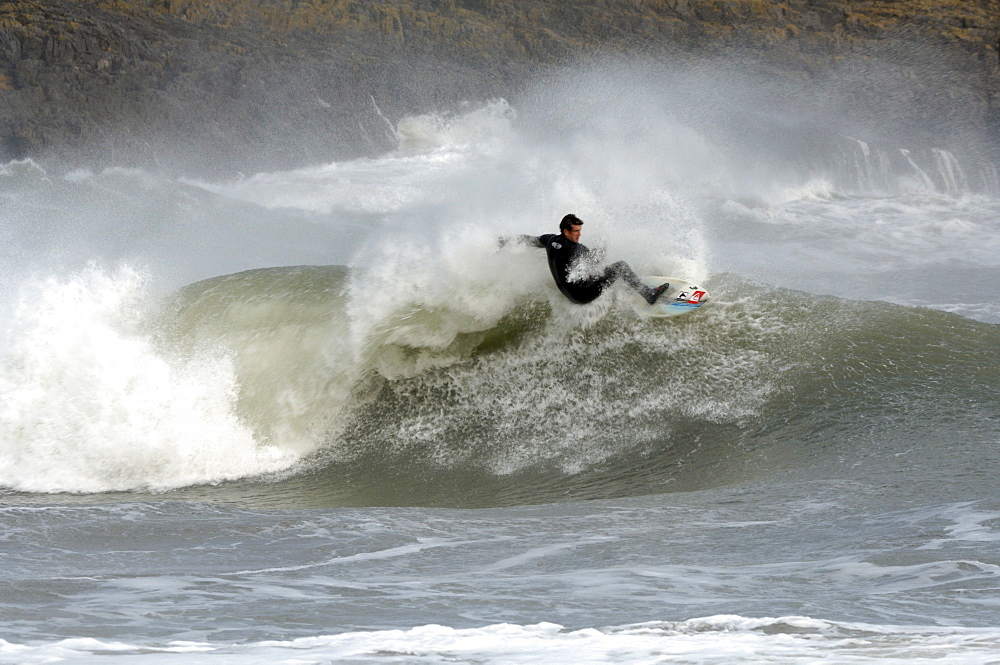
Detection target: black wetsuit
<box><xmin>537</xmin><ymin>233</ymin><xmax>652</xmax><ymax>304</ymax></box>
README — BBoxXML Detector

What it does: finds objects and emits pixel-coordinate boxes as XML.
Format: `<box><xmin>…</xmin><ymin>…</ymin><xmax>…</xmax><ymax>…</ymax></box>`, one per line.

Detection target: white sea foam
<box><xmin>184</xmin><ymin>100</ymin><xmax>517</xmax><ymax>216</ymax></box>
<box><xmin>394</xmin><ymin>98</ymin><xmax>517</xmax><ymax>153</ymax></box>
<box><xmin>0</xmin><ymin>265</ymin><xmax>296</xmax><ymax>493</ymax></box>
<box><xmin>3</xmin><ymin>616</ymin><xmax>1000</xmax><ymax>664</ymax></box>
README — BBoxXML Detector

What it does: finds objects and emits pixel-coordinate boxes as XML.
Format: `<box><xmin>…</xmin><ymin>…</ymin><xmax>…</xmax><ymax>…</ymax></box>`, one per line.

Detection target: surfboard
<box><xmin>635</xmin><ymin>276</ymin><xmax>709</xmax><ymax>318</ymax></box>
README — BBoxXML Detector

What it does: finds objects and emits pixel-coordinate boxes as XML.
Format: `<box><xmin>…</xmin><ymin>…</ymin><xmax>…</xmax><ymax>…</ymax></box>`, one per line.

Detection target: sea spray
<box><xmin>0</xmin><ymin>265</ymin><xmax>293</xmax><ymax>493</ymax></box>
<box><xmin>2</xmin><ymin>85</ymin><xmax>998</xmax><ymax>496</ymax></box>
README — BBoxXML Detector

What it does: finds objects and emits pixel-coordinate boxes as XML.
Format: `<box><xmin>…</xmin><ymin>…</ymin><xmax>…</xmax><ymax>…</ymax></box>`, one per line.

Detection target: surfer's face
<box><xmin>562</xmin><ymin>225</ymin><xmax>582</xmax><ymax>243</ymax></box>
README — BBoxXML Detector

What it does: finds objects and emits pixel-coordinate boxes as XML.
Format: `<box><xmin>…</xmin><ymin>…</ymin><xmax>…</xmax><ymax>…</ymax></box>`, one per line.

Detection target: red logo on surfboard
<box><xmin>687</xmin><ymin>290</ymin><xmax>706</xmax><ymax>303</ymax></box>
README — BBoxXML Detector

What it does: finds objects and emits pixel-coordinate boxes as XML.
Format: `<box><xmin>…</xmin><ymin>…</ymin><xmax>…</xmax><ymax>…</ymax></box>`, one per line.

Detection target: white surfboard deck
<box><xmin>634</xmin><ymin>276</ymin><xmax>709</xmax><ymax>318</ymax></box>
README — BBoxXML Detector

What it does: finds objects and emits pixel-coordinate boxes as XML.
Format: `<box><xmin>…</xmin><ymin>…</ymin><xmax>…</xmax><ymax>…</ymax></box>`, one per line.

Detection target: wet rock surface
<box><xmin>1</xmin><ymin>0</ymin><xmax>997</xmax><ymax>174</ymax></box>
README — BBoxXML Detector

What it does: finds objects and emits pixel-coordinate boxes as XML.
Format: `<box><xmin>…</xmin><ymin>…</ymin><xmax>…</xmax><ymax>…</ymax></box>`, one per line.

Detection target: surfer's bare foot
<box><xmin>645</xmin><ymin>282</ymin><xmax>670</xmax><ymax>305</ymax></box>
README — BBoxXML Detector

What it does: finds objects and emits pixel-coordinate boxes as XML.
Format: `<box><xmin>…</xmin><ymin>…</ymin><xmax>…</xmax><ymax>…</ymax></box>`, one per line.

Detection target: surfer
<box><xmin>507</xmin><ymin>214</ymin><xmax>669</xmax><ymax>305</ymax></box>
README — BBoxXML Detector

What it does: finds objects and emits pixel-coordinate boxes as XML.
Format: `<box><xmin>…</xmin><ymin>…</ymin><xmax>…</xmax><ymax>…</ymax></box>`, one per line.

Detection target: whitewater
<box><xmin>1</xmin><ymin>61</ymin><xmax>999</xmax><ymax>663</ymax></box>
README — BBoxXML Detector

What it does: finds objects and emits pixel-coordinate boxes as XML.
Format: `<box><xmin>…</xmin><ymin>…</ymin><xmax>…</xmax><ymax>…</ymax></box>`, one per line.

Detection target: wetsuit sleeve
<box><xmin>498</xmin><ymin>235</ymin><xmax>545</xmax><ymax>249</ymax></box>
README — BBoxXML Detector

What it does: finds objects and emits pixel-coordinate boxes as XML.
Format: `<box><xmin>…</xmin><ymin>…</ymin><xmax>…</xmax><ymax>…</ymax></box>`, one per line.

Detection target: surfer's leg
<box><xmin>604</xmin><ymin>262</ymin><xmax>669</xmax><ymax>304</ymax></box>
<box><xmin>605</xmin><ymin>261</ymin><xmax>646</xmax><ymax>291</ymax></box>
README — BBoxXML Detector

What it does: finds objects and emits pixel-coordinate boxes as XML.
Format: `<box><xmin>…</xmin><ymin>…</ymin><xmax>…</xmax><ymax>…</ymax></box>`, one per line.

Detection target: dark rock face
<box><xmin>1</xmin><ymin>0</ymin><xmax>997</xmax><ymax>175</ymax></box>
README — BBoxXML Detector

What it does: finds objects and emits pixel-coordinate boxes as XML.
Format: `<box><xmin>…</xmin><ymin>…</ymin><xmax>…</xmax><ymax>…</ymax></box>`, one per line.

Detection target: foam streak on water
<box><xmin>4</xmin><ymin>619</ymin><xmax>1000</xmax><ymax>664</ymax></box>
<box><xmin>2</xmin><ymin>484</ymin><xmax>1000</xmax><ymax>662</ymax></box>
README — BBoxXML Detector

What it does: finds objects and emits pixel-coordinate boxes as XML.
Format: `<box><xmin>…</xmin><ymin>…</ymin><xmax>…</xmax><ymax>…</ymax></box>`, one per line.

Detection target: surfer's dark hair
<box><xmin>559</xmin><ymin>214</ymin><xmax>583</xmax><ymax>230</ymax></box>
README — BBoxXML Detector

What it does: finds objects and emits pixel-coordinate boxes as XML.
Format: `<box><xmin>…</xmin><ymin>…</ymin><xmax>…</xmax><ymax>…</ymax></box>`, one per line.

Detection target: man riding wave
<box><xmin>508</xmin><ymin>214</ymin><xmax>669</xmax><ymax>305</ymax></box>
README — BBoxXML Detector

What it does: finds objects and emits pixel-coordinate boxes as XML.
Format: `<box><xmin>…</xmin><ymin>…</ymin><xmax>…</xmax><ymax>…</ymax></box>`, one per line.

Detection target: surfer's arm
<box><xmin>498</xmin><ymin>235</ymin><xmax>545</xmax><ymax>249</ymax></box>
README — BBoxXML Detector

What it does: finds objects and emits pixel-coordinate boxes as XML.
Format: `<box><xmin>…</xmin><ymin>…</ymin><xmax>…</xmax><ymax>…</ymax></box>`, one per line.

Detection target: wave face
<box><xmin>0</xmin><ymin>64</ymin><xmax>997</xmax><ymax>502</ymax></box>
<box><xmin>164</xmin><ymin>266</ymin><xmax>998</xmax><ymax>507</ymax></box>
<box><xmin>1</xmin><ymin>258</ymin><xmax>994</xmax><ymax>504</ymax></box>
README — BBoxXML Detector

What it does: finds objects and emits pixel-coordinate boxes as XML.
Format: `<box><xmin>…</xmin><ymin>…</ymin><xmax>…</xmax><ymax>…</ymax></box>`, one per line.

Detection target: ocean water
<box><xmin>1</xmin><ymin>62</ymin><xmax>999</xmax><ymax>663</ymax></box>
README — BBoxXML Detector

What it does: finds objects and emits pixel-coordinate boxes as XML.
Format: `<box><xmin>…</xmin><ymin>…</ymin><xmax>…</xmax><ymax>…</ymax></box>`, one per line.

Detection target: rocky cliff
<box><xmin>1</xmin><ymin>0</ymin><xmax>998</xmax><ymax>174</ymax></box>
